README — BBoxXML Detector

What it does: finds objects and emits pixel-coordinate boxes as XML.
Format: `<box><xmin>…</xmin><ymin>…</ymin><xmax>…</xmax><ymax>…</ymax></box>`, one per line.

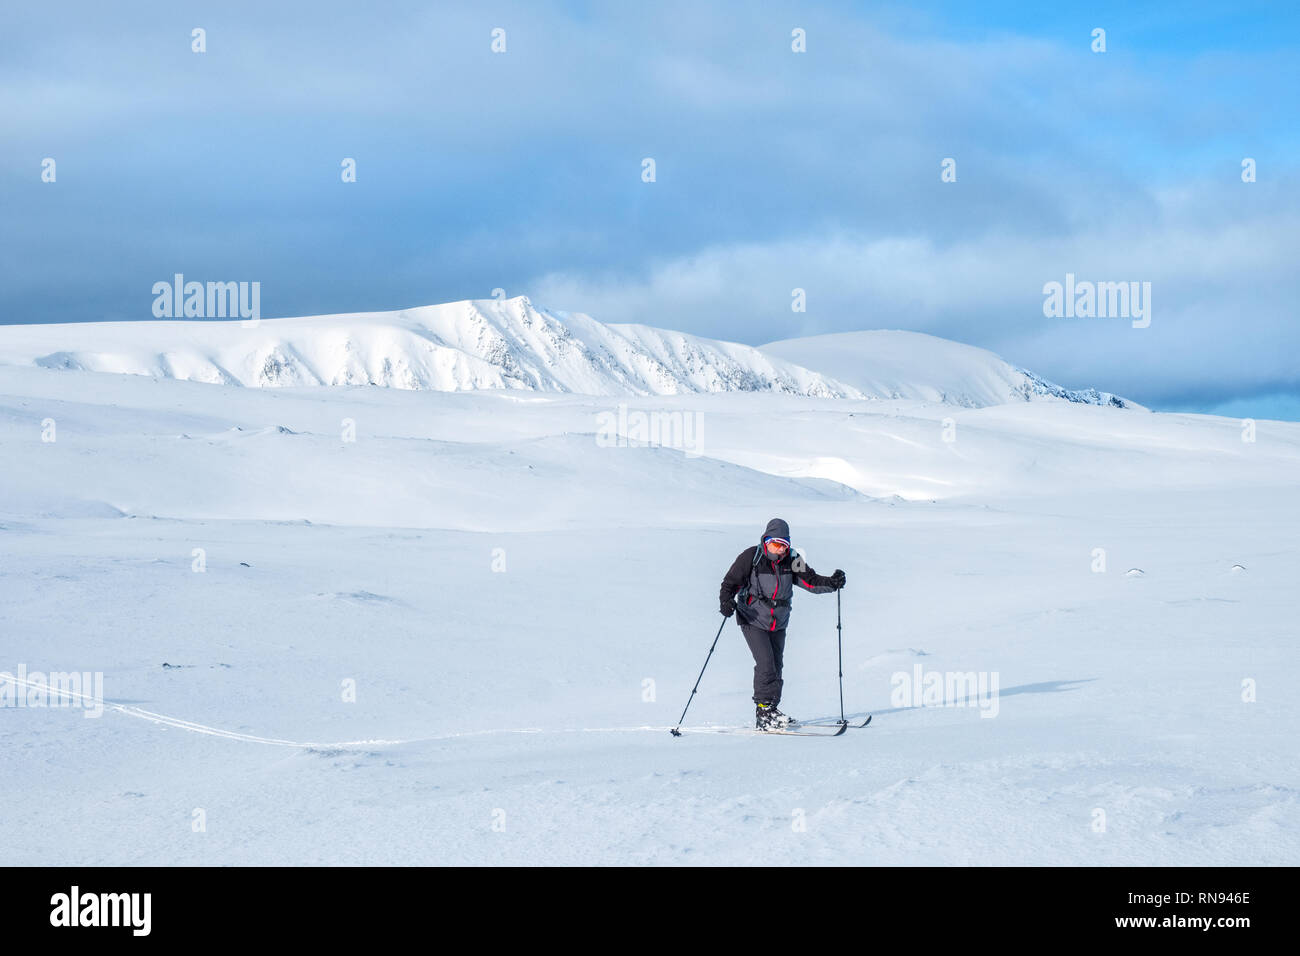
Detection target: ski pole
<box><xmin>669</xmin><ymin>617</ymin><xmax>728</xmax><ymax>737</ymax></box>
<box><xmin>836</xmin><ymin>588</ymin><xmax>846</xmax><ymax>726</ymax></box>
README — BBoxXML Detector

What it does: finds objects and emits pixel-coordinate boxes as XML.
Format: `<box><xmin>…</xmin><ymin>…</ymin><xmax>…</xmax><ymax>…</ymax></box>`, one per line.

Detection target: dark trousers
<box><xmin>740</xmin><ymin>624</ymin><xmax>786</xmax><ymax>705</ymax></box>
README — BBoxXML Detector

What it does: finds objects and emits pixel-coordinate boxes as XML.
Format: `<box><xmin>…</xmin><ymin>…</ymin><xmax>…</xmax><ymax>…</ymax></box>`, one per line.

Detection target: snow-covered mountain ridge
<box><xmin>0</xmin><ymin>297</ymin><xmax>854</xmax><ymax>398</ymax></box>
<box><xmin>763</xmin><ymin>330</ymin><xmax>1137</xmax><ymax>409</ymax></box>
<box><xmin>0</xmin><ymin>296</ymin><xmax>1133</xmax><ymax>407</ymax></box>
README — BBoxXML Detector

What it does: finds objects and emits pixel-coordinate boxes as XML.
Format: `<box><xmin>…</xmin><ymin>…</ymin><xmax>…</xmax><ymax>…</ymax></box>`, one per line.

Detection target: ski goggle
<box><xmin>763</xmin><ymin>537</ymin><xmax>790</xmax><ymax>553</ymax></box>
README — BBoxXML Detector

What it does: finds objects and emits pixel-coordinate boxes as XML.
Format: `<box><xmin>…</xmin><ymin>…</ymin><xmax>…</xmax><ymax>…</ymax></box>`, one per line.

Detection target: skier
<box><xmin>719</xmin><ymin>518</ymin><xmax>845</xmax><ymax>731</ymax></box>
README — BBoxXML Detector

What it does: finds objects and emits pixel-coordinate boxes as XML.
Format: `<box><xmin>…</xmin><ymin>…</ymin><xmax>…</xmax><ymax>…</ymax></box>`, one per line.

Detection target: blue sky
<box><xmin>2</xmin><ymin>0</ymin><xmax>1296</xmax><ymax>417</ymax></box>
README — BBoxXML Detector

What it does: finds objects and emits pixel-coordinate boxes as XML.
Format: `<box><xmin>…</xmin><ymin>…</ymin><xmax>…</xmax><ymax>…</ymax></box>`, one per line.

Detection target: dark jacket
<box><xmin>719</xmin><ymin>518</ymin><xmax>838</xmax><ymax>632</ymax></box>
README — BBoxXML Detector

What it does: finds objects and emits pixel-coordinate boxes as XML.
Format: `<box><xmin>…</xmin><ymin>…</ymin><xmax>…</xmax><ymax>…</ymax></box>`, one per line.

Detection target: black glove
<box><xmin>721</xmin><ymin>600</ymin><xmax>736</xmax><ymax>618</ymax></box>
<box><xmin>830</xmin><ymin>569</ymin><xmax>846</xmax><ymax>590</ymax></box>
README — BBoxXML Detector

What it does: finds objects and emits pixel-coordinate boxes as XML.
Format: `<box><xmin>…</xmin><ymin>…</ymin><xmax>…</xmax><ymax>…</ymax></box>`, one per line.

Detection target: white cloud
<box><xmin>531</xmin><ymin>184</ymin><xmax>1300</xmax><ymax>402</ymax></box>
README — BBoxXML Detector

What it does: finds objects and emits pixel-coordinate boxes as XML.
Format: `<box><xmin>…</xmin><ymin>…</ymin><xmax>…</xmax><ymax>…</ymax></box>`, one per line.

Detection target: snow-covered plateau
<box><xmin>1</xmin><ymin>301</ymin><xmax>1295</xmax><ymax>865</ymax></box>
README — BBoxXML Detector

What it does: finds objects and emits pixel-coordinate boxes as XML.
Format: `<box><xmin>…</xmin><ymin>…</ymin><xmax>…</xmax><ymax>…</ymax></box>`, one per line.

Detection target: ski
<box><xmin>764</xmin><ymin>723</ymin><xmax>847</xmax><ymax>737</ymax></box>
<box><xmin>801</xmin><ymin>715</ymin><xmax>872</xmax><ymax>729</ymax></box>
<box><xmin>693</xmin><ymin>723</ymin><xmax>847</xmax><ymax>737</ymax></box>
<box><xmin>792</xmin><ymin>723</ymin><xmax>847</xmax><ymax>737</ymax></box>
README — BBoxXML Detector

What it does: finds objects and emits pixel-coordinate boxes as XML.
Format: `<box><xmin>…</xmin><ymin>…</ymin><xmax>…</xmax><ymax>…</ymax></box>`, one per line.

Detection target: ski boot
<box><xmin>769</xmin><ymin>705</ymin><xmax>796</xmax><ymax>728</ymax></box>
<box><xmin>755</xmin><ymin>702</ymin><xmax>781</xmax><ymax>731</ymax></box>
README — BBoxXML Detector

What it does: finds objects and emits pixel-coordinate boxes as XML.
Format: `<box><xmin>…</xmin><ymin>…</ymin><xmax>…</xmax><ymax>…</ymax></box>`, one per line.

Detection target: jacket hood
<box><xmin>760</xmin><ymin>517</ymin><xmax>791</xmax><ymax>546</ymax></box>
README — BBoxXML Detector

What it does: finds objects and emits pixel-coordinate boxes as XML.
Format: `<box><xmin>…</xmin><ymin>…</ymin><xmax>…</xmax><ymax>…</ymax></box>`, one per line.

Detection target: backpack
<box><xmin>734</xmin><ymin>546</ymin><xmax>764</xmax><ymax>608</ymax></box>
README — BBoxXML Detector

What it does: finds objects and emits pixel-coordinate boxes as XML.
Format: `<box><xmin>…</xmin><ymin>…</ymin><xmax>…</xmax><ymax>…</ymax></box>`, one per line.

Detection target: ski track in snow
<box><xmin>1</xmin><ymin>673</ymin><xmax>778</xmax><ymax>747</ymax></box>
